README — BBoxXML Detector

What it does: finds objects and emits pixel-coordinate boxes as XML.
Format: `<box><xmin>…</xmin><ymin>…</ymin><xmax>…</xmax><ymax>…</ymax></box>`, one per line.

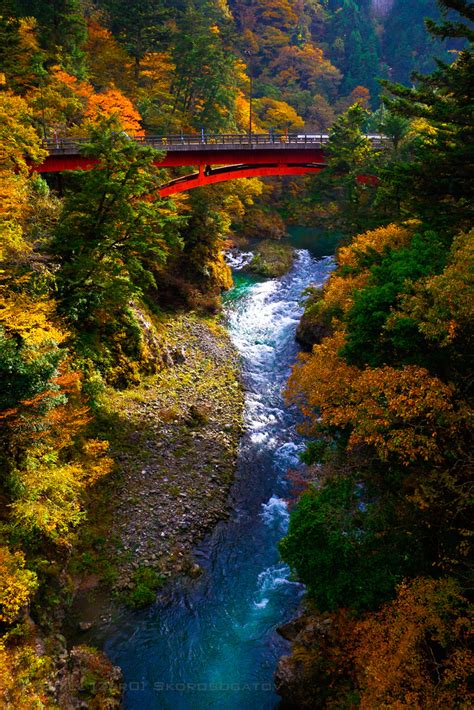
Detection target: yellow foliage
<box><xmin>80</xmin><ymin>438</ymin><xmax>114</xmax><ymax>486</ymax></box>
<box><xmin>253</xmin><ymin>96</ymin><xmax>304</xmax><ymax>131</ymax></box>
<box><xmin>0</xmin><ymin>220</ymin><xmax>30</xmax><ymax>263</ymax></box>
<box><xmin>337</xmin><ymin>223</ymin><xmax>414</xmax><ymax>269</ymax></box>
<box><xmin>0</xmin><ymin>547</ymin><xmax>38</xmax><ymax>625</ymax></box>
<box><xmin>208</xmin><ymin>251</ymin><xmax>233</xmax><ymax>291</ymax></box>
<box><xmin>393</xmin><ymin>229</ymin><xmax>474</xmax><ymax>346</ymax></box>
<box><xmin>321</xmin><ymin>272</ymin><xmax>369</xmax><ymax>315</ymax></box>
<box><xmin>86</xmin><ymin>20</ymin><xmax>134</xmax><ymax>90</ymax></box>
<box><xmin>409</xmin><ymin>117</ymin><xmax>438</xmax><ymax>138</ymax></box>
<box><xmin>0</xmin><ymin>171</ymin><xmax>29</xmax><ymax>222</ymax></box>
<box><xmin>0</xmin><ymin>289</ymin><xmax>66</xmax><ymax>346</ymax></box>
<box><xmin>0</xmin><ymin>638</ymin><xmax>51</xmax><ymax>707</ymax></box>
<box><xmin>0</xmin><ymin>92</ymin><xmax>46</xmax><ymax>172</ymax></box>
<box><xmin>140</xmin><ymin>51</ymin><xmax>175</xmax><ymax>89</ymax></box>
<box><xmin>235</xmin><ymin>90</ymin><xmax>264</xmax><ymax>133</ymax></box>
<box><xmin>10</xmin><ymin>459</ymin><xmax>85</xmax><ymax>543</ymax></box>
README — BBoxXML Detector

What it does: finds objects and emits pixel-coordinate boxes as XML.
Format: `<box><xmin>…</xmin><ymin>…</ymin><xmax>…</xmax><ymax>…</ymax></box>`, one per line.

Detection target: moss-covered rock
<box><xmin>295</xmin><ymin>286</ymin><xmax>333</xmax><ymax>350</ymax></box>
<box><xmin>249</xmin><ymin>240</ymin><xmax>295</xmax><ymax>277</ymax></box>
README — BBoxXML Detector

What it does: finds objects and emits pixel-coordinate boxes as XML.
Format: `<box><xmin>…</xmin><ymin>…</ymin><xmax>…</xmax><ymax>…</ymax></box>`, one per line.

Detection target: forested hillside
<box><xmin>278</xmin><ymin>2</ymin><xmax>473</xmax><ymax>706</ymax></box>
<box><xmin>0</xmin><ymin>0</ymin><xmax>472</xmax><ymax>706</ymax></box>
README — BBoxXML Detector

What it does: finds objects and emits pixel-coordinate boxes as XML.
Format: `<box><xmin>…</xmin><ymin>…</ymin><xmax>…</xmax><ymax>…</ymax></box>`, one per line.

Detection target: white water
<box><xmin>103</xmin><ymin>249</ymin><xmax>334</xmax><ymax>709</ymax></box>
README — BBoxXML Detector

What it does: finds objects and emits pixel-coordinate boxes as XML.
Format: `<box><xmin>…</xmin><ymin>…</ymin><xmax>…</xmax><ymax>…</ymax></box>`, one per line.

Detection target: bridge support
<box><xmin>158</xmin><ymin>163</ymin><xmax>324</xmax><ymax>197</ymax></box>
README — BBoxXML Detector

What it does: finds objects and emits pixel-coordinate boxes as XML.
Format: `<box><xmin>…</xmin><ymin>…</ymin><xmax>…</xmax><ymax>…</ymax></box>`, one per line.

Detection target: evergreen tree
<box><xmin>381</xmin><ymin>0</ymin><xmax>474</xmax><ymax>232</ymax></box>
<box><xmin>13</xmin><ymin>0</ymin><xmax>87</xmax><ymax>76</ymax></box>
<box><xmin>50</xmin><ymin>122</ymin><xmax>183</xmax><ymax>364</ymax></box>
<box><xmin>98</xmin><ymin>0</ymin><xmax>172</xmax><ymax>79</ymax></box>
<box><xmin>383</xmin><ymin>0</ymin><xmax>453</xmax><ymax>84</ymax></box>
<box><xmin>171</xmin><ymin>4</ymin><xmax>239</xmax><ymax>131</ymax></box>
<box><xmin>306</xmin><ymin>103</ymin><xmax>379</xmax><ymax>233</ymax></box>
<box><xmin>325</xmin><ymin>0</ymin><xmax>382</xmax><ymax>102</ymax></box>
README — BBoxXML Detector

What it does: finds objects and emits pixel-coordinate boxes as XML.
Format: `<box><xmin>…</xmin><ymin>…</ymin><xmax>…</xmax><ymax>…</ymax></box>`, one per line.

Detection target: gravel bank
<box><xmin>69</xmin><ymin>314</ymin><xmax>244</xmax><ymax>623</ymax></box>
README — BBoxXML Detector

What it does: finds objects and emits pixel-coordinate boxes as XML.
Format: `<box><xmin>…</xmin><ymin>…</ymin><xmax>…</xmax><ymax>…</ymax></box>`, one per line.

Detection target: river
<box><xmin>102</xmin><ymin>244</ymin><xmax>334</xmax><ymax>709</ymax></box>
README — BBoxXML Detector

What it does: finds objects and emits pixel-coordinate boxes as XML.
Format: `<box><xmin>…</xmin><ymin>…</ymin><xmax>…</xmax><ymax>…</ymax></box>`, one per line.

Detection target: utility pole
<box><xmin>34</xmin><ymin>56</ymin><xmax>48</xmax><ymax>142</ymax></box>
<box><xmin>244</xmin><ymin>50</ymin><xmax>253</xmax><ymax>144</ymax></box>
<box><xmin>249</xmin><ymin>69</ymin><xmax>253</xmax><ymax>144</ymax></box>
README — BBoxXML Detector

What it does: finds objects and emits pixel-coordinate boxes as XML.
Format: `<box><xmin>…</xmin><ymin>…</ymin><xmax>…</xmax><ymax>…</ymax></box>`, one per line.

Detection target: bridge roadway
<box><xmin>33</xmin><ymin>133</ymin><xmax>381</xmax><ymax>196</ymax></box>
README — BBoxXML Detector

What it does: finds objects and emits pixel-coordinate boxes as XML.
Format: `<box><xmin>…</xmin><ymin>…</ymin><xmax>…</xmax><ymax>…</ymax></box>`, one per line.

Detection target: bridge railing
<box><xmin>44</xmin><ymin>133</ymin><xmax>386</xmax><ymax>154</ymax></box>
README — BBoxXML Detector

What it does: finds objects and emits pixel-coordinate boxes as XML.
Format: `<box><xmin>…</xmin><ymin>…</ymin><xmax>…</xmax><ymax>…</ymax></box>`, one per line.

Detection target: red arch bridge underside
<box><xmin>31</xmin><ymin>147</ymin><xmax>378</xmax><ymax>196</ymax></box>
<box><xmin>160</xmin><ymin>163</ymin><xmax>323</xmax><ymax>196</ymax></box>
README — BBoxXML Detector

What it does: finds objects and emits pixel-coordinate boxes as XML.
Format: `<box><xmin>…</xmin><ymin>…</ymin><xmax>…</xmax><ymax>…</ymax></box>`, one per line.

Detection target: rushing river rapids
<box><xmin>103</xmin><ymin>249</ymin><xmax>334</xmax><ymax>709</ymax></box>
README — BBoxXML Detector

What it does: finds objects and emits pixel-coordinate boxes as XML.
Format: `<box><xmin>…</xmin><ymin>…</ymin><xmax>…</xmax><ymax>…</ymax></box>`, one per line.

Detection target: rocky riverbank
<box><xmin>68</xmin><ymin>313</ymin><xmax>244</xmax><ymax>628</ymax></box>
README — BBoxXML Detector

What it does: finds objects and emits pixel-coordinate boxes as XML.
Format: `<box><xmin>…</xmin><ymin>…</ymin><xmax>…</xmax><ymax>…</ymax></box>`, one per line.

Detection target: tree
<box><xmin>325</xmin><ymin>0</ymin><xmax>382</xmax><ymax>102</ymax></box>
<box><xmin>280</xmin><ymin>474</ymin><xmax>428</xmax><ymax>612</ymax></box>
<box><xmin>14</xmin><ymin>0</ymin><xmax>87</xmax><ymax>76</ymax></box>
<box><xmin>170</xmin><ymin>9</ymin><xmax>240</xmax><ymax>131</ymax></box>
<box><xmin>342</xmin><ymin>230</ymin><xmax>451</xmax><ymax>369</ymax></box>
<box><xmin>84</xmin><ymin>87</ymin><xmax>144</xmax><ymax>135</ymax></box>
<box><xmin>306</xmin><ymin>103</ymin><xmax>379</xmax><ymax>233</ymax></box>
<box><xmin>382</xmin><ymin>0</ymin><xmax>455</xmax><ymax>84</ymax></box>
<box><xmin>0</xmin><ymin>15</ymin><xmax>43</xmax><ymax>93</ymax></box>
<box><xmin>98</xmin><ymin>0</ymin><xmax>171</xmax><ymax>80</ymax></box>
<box><xmin>253</xmin><ymin>97</ymin><xmax>304</xmax><ymax>131</ymax></box>
<box><xmin>381</xmin><ymin>0</ymin><xmax>474</xmax><ymax>233</ymax></box>
<box><xmin>84</xmin><ymin>18</ymin><xmax>134</xmax><ymax>91</ymax></box>
<box><xmin>354</xmin><ymin>577</ymin><xmax>473</xmax><ymax>708</ymax></box>
<box><xmin>50</xmin><ymin>122</ymin><xmax>182</xmax><ymax>374</ymax></box>
<box><xmin>0</xmin><ymin>547</ymin><xmax>38</xmax><ymax>625</ymax></box>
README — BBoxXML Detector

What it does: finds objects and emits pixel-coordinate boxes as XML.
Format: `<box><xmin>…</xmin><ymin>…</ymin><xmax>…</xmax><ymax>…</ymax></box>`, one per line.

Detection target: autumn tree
<box><xmin>354</xmin><ymin>577</ymin><xmax>473</xmax><ymax>707</ymax></box>
<box><xmin>0</xmin><ymin>90</ymin><xmax>113</xmax><ymax>557</ymax></box>
<box><xmin>253</xmin><ymin>97</ymin><xmax>304</xmax><ymax>131</ymax></box>
<box><xmin>85</xmin><ymin>18</ymin><xmax>134</xmax><ymax>91</ymax></box>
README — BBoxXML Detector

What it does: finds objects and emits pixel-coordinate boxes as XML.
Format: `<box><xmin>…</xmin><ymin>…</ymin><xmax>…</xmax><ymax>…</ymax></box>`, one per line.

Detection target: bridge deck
<box><xmin>33</xmin><ymin>134</ymin><xmax>381</xmax><ymax>195</ymax></box>
<box><xmin>44</xmin><ymin>133</ymin><xmax>334</xmax><ymax>155</ymax></box>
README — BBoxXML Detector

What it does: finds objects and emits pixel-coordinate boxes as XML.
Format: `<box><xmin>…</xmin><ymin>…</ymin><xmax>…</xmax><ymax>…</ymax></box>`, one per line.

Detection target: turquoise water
<box><xmin>102</xmin><ymin>250</ymin><xmax>334</xmax><ymax>709</ymax></box>
<box><xmin>285</xmin><ymin>225</ymin><xmax>341</xmax><ymax>259</ymax></box>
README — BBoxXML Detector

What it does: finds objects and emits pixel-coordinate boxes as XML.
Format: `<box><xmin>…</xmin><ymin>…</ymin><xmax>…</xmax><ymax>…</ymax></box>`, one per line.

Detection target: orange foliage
<box><xmin>28</xmin><ymin>67</ymin><xmax>143</xmax><ymax>137</ymax></box>
<box><xmin>84</xmin><ymin>87</ymin><xmax>144</xmax><ymax>136</ymax></box>
<box><xmin>354</xmin><ymin>578</ymin><xmax>474</xmax><ymax>708</ymax></box>
<box><xmin>320</xmin><ymin>272</ymin><xmax>369</xmax><ymax>315</ymax></box>
<box><xmin>336</xmin><ymin>86</ymin><xmax>371</xmax><ymax>113</ymax></box>
<box><xmin>254</xmin><ymin>0</ymin><xmax>299</xmax><ymax>31</ymax></box>
<box><xmin>269</xmin><ymin>44</ymin><xmax>341</xmax><ymax>93</ymax></box>
<box><xmin>287</xmin><ymin>332</ymin><xmax>461</xmax><ymax>464</ymax></box>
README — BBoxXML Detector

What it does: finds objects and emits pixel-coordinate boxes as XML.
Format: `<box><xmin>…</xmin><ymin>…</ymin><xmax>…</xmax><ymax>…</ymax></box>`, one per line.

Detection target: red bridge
<box><xmin>32</xmin><ymin>133</ymin><xmax>381</xmax><ymax>196</ymax></box>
